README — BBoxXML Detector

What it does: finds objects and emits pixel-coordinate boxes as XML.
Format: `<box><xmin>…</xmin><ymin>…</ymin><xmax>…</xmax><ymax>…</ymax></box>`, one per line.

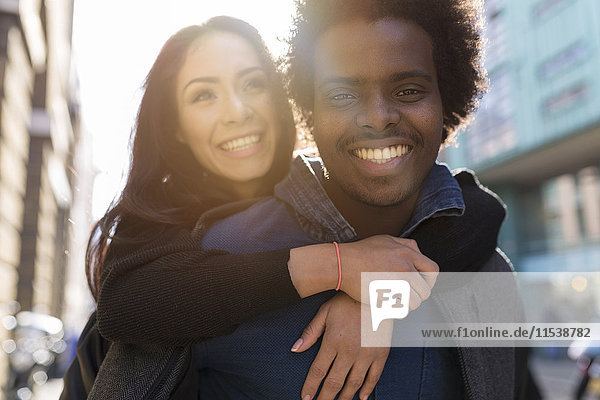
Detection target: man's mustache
<box><xmin>337</xmin><ymin>129</ymin><xmax>424</xmax><ymax>150</ymax></box>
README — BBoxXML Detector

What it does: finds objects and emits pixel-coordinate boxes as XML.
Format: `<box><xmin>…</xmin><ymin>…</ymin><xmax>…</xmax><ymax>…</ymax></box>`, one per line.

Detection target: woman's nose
<box><xmin>222</xmin><ymin>93</ymin><xmax>252</xmax><ymax>125</ymax></box>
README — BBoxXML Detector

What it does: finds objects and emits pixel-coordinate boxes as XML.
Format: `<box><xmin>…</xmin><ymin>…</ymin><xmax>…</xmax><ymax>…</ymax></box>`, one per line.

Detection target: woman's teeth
<box><xmin>352</xmin><ymin>145</ymin><xmax>411</xmax><ymax>164</ymax></box>
<box><xmin>220</xmin><ymin>135</ymin><xmax>261</xmax><ymax>152</ymax></box>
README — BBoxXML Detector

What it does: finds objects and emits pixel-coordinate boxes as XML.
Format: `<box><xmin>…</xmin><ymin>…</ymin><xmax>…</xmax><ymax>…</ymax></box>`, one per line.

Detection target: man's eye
<box><xmin>394</xmin><ymin>88</ymin><xmax>425</xmax><ymax>103</ymax></box>
<box><xmin>396</xmin><ymin>89</ymin><xmax>421</xmax><ymax>97</ymax></box>
<box><xmin>193</xmin><ymin>90</ymin><xmax>216</xmax><ymax>102</ymax></box>
<box><xmin>331</xmin><ymin>93</ymin><xmax>356</xmax><ymax>101</ymax></box>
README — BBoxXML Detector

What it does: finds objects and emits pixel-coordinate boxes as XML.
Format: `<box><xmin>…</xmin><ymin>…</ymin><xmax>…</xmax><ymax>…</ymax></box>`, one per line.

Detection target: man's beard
<box><xmin>327</xmin><ymin>171</ymin><xmax>422</xmax><ymax>208</ymax></box>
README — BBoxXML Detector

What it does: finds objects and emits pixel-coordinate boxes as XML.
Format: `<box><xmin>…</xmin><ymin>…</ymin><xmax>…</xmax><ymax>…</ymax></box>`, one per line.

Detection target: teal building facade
<box><xmin>443</xmin><ymin>0</ymin><xmax>600</xmax><ymax>275</ymax></box>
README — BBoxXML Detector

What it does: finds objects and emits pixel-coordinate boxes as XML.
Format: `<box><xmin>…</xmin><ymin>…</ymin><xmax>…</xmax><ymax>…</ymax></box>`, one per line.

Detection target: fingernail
<box><xmin>361</xmin><ymin>394</ymin><xmax>371</xmax><ymax>400</ymax></box>
<box><xmin>291</xmin><ymin>338</ymin><xmax>303</xmax><ymax>352</ymax></box>
<box><xmin>302</xmin><ymin>395</ymin><xmax>311</xmax><ymax>400</ymax></box>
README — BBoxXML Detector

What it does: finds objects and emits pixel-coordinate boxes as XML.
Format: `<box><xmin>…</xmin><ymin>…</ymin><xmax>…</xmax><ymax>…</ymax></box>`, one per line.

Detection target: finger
<box><xmin>412</xmin><ymin>255</ymin><xmax>440</xmax><ymax>287</ymax></box>
<box><xmin>412</xmin><ymin>253</ymin><xmax>440</xmax><ymax>275</ymax></box>
<box><xmin>406</xmin><ymin>273</ymin><xmax>431</xmax><ymax>303</ymax></box>
<box><xmin>358</xmin><ymin>358</ymin><xmax>386</xmax><ymax>400</ymax></box>
<box><xmin>301</xmin><ymin>347</ymin><xmax>336</xmax><ymax>400</ymax></box>
<box><xmin>292</xmin><ymin>305</ymin><xmax>328</xmax><ymax>353</ymax></box>
<box><xmin>390</xmin><ymin>238</ymin><xmax>439</xmax><ymax>286</ymax></box>
<box><xmin>337</xmin><ymin>362</ymin><xmax>370</xmax><ymax>400</ymax></box>
<box><xmin>315</xmin><ymin>357</ymin><xmax>353</xmax><ymax>400</ymax></box>
<box><xmin>409</xmin><ymin>287</ymin><xmax>423</xmax><ymax>311</ymax></box>
<box><xmin>392</xmin><ymin>237</ymin><xmax>420</xmax><ymax>252</ymax></box>
<box><xmin>421</xmin><ymin>269</ymin><xmax>439</xmax><ymax>289</ymax></box>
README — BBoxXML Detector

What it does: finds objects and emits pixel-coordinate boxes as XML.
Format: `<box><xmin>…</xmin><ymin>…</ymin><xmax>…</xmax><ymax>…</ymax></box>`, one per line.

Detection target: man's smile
<box><xmin>351</xmin><ymin>144</ymin><xmax>413</xmax><ymax>164</ymax></box>
<box><xmin>313</xmin><ymin>17</ymin><xmax>443</xmax><ymax>206</ymax></box>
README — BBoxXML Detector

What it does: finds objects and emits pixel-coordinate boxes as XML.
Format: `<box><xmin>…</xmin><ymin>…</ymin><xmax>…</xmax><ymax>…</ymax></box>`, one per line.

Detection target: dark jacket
<box><xmin>60</xmin><ymin>166</ymin><xmax>537</xmax><ymax>399</ymax></box>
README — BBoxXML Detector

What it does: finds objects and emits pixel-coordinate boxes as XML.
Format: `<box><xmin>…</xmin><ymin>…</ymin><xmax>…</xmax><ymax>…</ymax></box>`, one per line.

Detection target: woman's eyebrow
<box><xmin>183</xmin><ymin>66</ymin><xmax>264</xmax><ymax>92</ymax></box>
<box><xmin>236</xmin><ymin>66</ymin><xmax>263</xmax><ymax>78</ymax></box>
<box><xmin>183</xmin><ymin>76</ymin><xmax>218</xmax><ymax>92</ymax></box>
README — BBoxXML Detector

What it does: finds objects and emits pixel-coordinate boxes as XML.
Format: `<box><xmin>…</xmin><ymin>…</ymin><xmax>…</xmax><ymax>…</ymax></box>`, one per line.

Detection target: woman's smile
<box><xmin>175</xmin><ymin>31</ymin><xmax>279</xmax><ymax>186</ymax></box>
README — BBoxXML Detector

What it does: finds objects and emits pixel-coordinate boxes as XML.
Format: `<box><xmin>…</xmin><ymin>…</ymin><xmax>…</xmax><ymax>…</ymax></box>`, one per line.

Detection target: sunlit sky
<box><xmin>72</xmin><ymin>0</ymin><xmax>296</xmax><ymax>219</ymax></box>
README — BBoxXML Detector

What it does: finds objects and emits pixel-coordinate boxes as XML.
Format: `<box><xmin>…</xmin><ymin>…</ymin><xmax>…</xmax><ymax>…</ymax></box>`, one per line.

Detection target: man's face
<box><xmin>312</xmin><ymin>18</ymin><xmax>443</xmax><ymax>207</ymax></box>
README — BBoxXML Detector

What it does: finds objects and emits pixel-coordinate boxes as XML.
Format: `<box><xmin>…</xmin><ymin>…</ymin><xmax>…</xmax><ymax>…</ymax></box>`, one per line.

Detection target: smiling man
<box><xmin>196</xmin><ymin>0</ymin><xmax>533</xmax><ymax>399</ymax></box>
<box><xmin>310</xmin><ymin>17</ymin><xmax>445</xmax><ymax>238</ymax></box>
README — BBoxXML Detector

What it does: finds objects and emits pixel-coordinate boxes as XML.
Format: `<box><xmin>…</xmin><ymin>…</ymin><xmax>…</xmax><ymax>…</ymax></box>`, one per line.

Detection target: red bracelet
<box><xmin>333</xmin><ymin>242</ymin><xmax>342</xmax><ymax>291</ymax></box>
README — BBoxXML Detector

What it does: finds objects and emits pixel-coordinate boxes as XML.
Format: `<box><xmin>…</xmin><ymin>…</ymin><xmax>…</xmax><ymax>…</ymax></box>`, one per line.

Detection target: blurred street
<box><xmin>532</xmin><ymin>355</ymin><xmax>581</xmax><ymax>400</ymax></box>
<box><xmin>31</xmin><ymin>379</ymin><xmax>62</xmax><ymax>400</ymax></box>
<box><xmin>15</xmin><ymin>355</ymin><xmax>600</xmax><ymax>400</ymax></box>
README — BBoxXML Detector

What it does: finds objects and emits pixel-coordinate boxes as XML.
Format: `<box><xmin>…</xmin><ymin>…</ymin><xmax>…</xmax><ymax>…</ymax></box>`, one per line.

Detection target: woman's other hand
<box><xmin>290</xmin><ymin>293</ymin><xmax>392</xmax><ymax>400</ymax></box>
<box><xmin>289</xmin><ymin>235</ymin><xmax>439</xmax><ymax>309</ymax></box>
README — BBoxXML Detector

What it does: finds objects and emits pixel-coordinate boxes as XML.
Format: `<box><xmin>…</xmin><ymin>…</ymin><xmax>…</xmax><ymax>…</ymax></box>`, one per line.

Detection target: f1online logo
<box><xmin>369</xmin><ymin>280</ymin><xmax>411</xmax><ymax>331</ymax></box>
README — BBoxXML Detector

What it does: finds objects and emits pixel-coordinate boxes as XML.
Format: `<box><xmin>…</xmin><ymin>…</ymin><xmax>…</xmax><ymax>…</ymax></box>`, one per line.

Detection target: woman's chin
<box><xmin>207</xmin><ymin>167</ymin><xmax>271</xmax><ymax>199</ymax></box>
<box><xmin>216</xmin><ymin>151</ymin><xmax>275</xmax><ymax>182</ymax></box>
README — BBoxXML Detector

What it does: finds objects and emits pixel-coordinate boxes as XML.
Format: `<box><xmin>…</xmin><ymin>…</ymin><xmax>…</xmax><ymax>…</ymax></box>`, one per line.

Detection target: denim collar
<box><xmin>273</xmin><ymin>155</ymin><xmax>465</xmax><ymax>242</ymax></box>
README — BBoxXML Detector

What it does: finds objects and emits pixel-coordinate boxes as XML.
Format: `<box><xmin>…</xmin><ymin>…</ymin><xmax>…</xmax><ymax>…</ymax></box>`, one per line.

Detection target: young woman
<box><xmin>61</xmin><ymin>16</ymin><xmax>505</xmax><ymax>399</ymax></box>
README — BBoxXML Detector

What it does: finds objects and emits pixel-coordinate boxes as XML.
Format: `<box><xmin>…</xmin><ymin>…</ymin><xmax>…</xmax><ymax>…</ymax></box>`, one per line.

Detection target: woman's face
<box><xmin>175</xmin><ymin>31</ymin><xmax>279</xmax><ymax>185</ymax></box>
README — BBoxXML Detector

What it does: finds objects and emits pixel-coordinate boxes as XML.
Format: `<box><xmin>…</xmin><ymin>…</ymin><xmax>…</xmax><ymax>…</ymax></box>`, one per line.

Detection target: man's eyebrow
<box><xmin>317</xmin><ymin>71</ymin><xmax>433</xmax><ymax>89</ymax></box>
<box><xmin>318</xmin><ymin>76</ymin><xmax>361</xmax><ymax>88</ymax></box>
<box><xmin>183</xmin><ymin>66</ymin><xmax>264</xmax><ymax>92</ymax></box>
<box><xmin>390</xmin><ymin>70</ymin><xmax>433</xmax><ymax>83</ymax></box>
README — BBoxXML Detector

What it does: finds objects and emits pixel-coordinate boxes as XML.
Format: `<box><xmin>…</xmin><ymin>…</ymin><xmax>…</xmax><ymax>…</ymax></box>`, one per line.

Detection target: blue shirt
<box><xmin>196</xmin><ymin>156</ymin><xmax>465</xmax><ymax>399</ymax></box>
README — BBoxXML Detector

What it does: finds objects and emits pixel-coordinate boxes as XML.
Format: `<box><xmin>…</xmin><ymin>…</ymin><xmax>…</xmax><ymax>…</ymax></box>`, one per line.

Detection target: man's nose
<box><xmin>221</xmin><ymin>93</ymin><xmax>252</xmax><ymax>125</ymax></box>
<box><xmin>356</xmin><ymin>93</ymin><xmax>400</xmax><ymax>133</ymax></box>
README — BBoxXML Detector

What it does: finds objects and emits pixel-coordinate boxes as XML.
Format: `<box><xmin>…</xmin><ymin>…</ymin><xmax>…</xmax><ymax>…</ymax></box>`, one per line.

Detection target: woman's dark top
<box><xmin>97</xmin><ymin>222</ymin><xmax>300</xmax><ymax>345</ymax></box>
<box><xmin>95</xmin><ymin>170</ymin><xmax>505</xmax><ymax>346</ymax></box>
<box><xmin>61</xmin><ymin>170</ymin><xmax>519</xmax><ymax>400</ymax></box>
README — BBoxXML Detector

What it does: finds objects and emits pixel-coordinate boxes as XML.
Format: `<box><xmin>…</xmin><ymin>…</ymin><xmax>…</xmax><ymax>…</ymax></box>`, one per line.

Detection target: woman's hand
<box><xmin>289</xmin><ymin>235</ymin><xmax>439</xmax><ymax>308</ymax></box>
<box><xmin>291</xmin><ymin>293</ymin><xmax>392</xmax><ymax>400</ymax></box>
<box><xmin>340</xmin><ymin>236</ymin><xmax>439</xmax><ymax>310</ymax></box>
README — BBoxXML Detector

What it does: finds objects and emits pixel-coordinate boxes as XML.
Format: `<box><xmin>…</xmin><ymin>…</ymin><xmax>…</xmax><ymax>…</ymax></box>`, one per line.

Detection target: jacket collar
<box><xmin>274</xmin><ymin>155</ymin><xmax>465</xmax><ymax>242</ymax></box>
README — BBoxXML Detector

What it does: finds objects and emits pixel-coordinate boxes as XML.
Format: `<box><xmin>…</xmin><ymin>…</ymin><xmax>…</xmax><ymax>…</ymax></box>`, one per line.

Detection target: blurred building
<box><xmin>444</xmin><ymin>0</ymin><xmax>600</xmax><ymax>268</ymax></box>
<box><xmin>443</xmin><ymin>0</ymin><xmax>600</xmax><ymax>330</ymax></box>
<box><xmin>0</xmin><ymin>0</ymin><xmax>89</xmax><ymax>395</ymax></box>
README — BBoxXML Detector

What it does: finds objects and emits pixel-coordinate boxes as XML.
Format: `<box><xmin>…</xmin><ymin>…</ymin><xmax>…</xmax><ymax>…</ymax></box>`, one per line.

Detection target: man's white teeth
<box><xmin>220</xmin><ymin>135</ymin><xmax>261</xmax><ymax>152</ymax></box>
<box><xmin>353</xmin><ymin>145</ymin><xmax>411</xmax><ymax>164</ymax></box>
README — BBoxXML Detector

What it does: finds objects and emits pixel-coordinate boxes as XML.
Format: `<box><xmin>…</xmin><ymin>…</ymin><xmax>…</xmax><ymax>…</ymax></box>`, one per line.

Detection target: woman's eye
<box><xmin>245</xmin><ymin>77</ymin><xmax>267</xmax><ymax>91</ymax></box>
<box><xmin>193</xmin><ymin>90</ymin><xmax>216</xmax><ymax>103</ymax></box>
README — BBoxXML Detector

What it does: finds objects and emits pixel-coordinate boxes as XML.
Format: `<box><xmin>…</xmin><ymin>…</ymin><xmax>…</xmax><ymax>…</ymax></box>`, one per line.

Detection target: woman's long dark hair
<box><xmin>86</xmin><ymin>17</ymin><xmax>297</xmax><ymax>299</ymax></box>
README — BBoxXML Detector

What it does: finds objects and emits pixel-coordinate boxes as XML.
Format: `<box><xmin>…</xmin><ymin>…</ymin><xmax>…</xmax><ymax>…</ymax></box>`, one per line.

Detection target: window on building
<box><xmin>539</xmin><ymin>42</ymin><xmax>588</xmax><ymax>80</ymax></box>
<box><xmin>542</xmin><ymin>83</ymin><xmax>588</xmax><ymax>115</ymax></box>
<box><xmin>484</xmin><ymin>0</ymin><xmax>508</xmax><ymax>69</ymax></box>
<box><xmin>532</xmin><ymin>0</ymin><xmax>571</xmax><ymax>21</ymax></box>
<box><xmin>466</xmin><ymin>68</ymin><xmax>517</xmax><ymax>164</ymax></box>
<box><xmin>540</xmin><ymin>165</ymin><xmax>600</xmax><ymax>251</ymax></box>
<box><xmin>578</xmin><ymin>167</ymin><xmax>600</xmax><ymax>240</ymax></box>
<box><xmin>485</xmin><ymin>0</ymin><xmax>505</xmax><ymax>18</ymax></box>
